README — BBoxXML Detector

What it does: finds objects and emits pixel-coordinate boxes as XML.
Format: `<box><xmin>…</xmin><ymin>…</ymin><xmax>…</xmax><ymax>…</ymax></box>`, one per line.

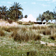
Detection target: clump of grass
<box><xmin>49</xmin><ymin>34</ymin><xmax>56</xmax><ymax>40</ymax></box>
<box><xmin>27</xmin><ymin>51</ymin><xmax>37</xmax><ymax>56</ymax></box>
<box><xmin>43</xmin><ymin>29</ymin><xmax>51</xmax><ymax>35</ymax></box>
<box><xmin>23</xmin><ymin>22</ymin><xmax>31</xmax><ymax>25</ymax></box>
<box><xmin>2</xmin><ymin>27</ymin><xmax>19</xmax><ymax>32</ymax></box>
<box><xmin>48</xmin><ymin>25</ymin><xmax>54</xmax><ymax>28</ymax></box>
<box><xmin>0</xmin><ymin>29</ymin><xmax>5</xmax><ymax>36</ymax></box>
<box><xmin>30</xmin><ymin>26</ymin><xmax>40</xmax><ymax>30</ymax></box>
<box><xmin>11</xmin><ymin>28</ymin><xmax>41</xmax><ymax>42</ymax></box>
<box><xmin>7</xmin><ymin>19</ymin><xmax>13</xmax><ymax>24</ymax></box>
<box><xmin>21</xmin><ymin>27</ymin><xmax>27</xmax><ymax>31</ymax></box>
<box><xmin>41</xmin><ymin>26</ymin><xmax>47</xmax><ymax>29</ymax></box>
<box><xmin>2</xmin><ymin>27</ymin><xmax>11</xmax><ymax>32</ymax></box>
<box><xmin>28</xmin><ymin>21</ymin><xmax>34</xmax><ymax>25</ymax></box>
<box><xmin>32</xmin><ymin>26</ymin><xmax>38</xmax><ymax>29</ymax></box>
<box><xmin>17</xmin><ymin>21</ymin><xmax>22</xmax><ymax>24</ymax></box>
<box><xmin>34</xmin><ymin>34</ymin><xmax>41</xmax><ymax>41</ymax></box>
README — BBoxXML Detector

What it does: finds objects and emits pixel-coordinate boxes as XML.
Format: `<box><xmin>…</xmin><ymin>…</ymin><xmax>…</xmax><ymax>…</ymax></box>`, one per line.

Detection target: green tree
<box><xmin>24</xmin><ymin>15</ymin><xmax>28</xmax><ymax>18</ymax></box>
<box><xmin>42</xmin><ymin>10</ymin><xmax>54</xmax><ymax>22</ymax></box>
<box><xmin>36</xmin><ymin>14</ymin><xmax>45</xmax><ymax>24</ymax></box>
<box><xmin>50</xmin><ymin>14</ymin><xmax>54</xmax><ymax>22</ymax></box>
<box><xmin>0</xmin><ymin>6</ymin><xmax>7</xmax><ymax>20</ymax></box>
<box><xmin>9</xmin><ymin>2</ymin><xmax>23</xmax><ymax>21</ymax></box>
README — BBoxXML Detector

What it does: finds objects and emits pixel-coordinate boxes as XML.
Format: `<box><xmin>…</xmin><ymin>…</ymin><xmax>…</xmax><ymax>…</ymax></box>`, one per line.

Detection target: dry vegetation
<box><xmin>11</xmin><ymin>27</ymin><xmax>41</xmax><ymax>42</ymax></box>
<box><xmin>49</xmin><ymin>34</ymin><xmax>56</xmax><ymax>40</ymax></box>
<box><xmin>0</xmin><ymin>23</ymin><xmax>56</xmax><ymax>42</ymax></box>
<box><xmin>0</xmin><ymin>21</ymin><xmax>56</xmax><ymax>56</ymax></box>
<box><xmin>0</xmin><ymin>29</ymin><xmax>5</xmax><ymax>36</ymax></box>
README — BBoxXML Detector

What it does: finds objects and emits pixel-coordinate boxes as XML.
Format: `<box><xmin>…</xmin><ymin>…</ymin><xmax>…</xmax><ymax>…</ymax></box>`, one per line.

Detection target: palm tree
<box><xmin>0</xmin><ymin>6</ymin><xmax>7</xmax><ymax>20</ymax></box>
<box><xmin>9</xmin><ymin>2</ymin><xmax>23</xmax><ymax>21</ymax></box>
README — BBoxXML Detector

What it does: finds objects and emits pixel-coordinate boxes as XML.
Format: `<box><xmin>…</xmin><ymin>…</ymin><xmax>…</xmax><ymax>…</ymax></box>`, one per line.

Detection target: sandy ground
<box><xmin>0</xmin><ymin>20</ymin><xmax>18</xmax><ymax>27</ymax></box>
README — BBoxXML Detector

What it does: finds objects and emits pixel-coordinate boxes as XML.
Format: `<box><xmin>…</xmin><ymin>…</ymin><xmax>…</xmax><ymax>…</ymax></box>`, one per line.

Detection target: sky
<box><xmin>0</xmin><ymin>0</ymin><xmax>56</xmax><ymax>19</ymax></box>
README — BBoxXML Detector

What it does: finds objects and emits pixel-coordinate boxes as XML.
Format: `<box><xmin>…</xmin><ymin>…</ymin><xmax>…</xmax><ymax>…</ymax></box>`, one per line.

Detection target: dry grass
<box><xmin>0</xmin><ymin>29</ymin><xmax>5</xmax><ymax>36</ymax></box>
<box><xmin>49</xmin><ymin>34</ymin><xmax>56</xmax><ymax>40</ymax></box>
<box><xmin>2</xmin><ymin>27</ymin><xmax>19</xmax><ymax>32</ymax></box>
<box><xmin>40</xmin><ymin>26</ymin><xmax>47</xmax><ymax>29</ymax></box>
<box><xmin>22</xmin><ymin>22</ymin><xmax>31</xmax><ymax>25</ymax></box>
<box><xmin>17</xmin><ymin>21</ymin><xmax>22</xmax><ymax>24</ymax></box>
<box><xmin>11</xmin><ymin>28</ymin><xmax>41</xmax><ymax>42</ymax></box>
<box><xmin>43</xmin><ymin>29</ymin><xmax>51</xmax><ymax>35</ymax></box>
<box><xmin>29</xmin><ymin>26</ymin><xmax>40</xmax><ymax>30</ymax></box>
<box><xmin>29</xmin><ymin>26</ymin><xmax>48</xmax><ymax>30</ymax></box>
<box><xmin>7</xmin><ymin>19</ymin><xmax>13</xmax><ymax>24</ymax></box>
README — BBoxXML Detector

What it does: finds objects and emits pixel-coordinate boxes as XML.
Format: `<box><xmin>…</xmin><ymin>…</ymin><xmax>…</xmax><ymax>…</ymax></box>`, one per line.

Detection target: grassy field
<box><xmin>0</xmin><ymin>23</ymin><xmax>56</xmax><ymax>56</ymax></box>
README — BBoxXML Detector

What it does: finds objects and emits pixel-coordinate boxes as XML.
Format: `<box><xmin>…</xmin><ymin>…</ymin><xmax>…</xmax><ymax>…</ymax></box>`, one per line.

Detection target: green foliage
<box><xmin>37</xmin><ymin>10</ymin><xmax>54</xmax><ymax>22</ymax></box>
<box><xmin>9</xmin><ymin>2</ymin><xmax>23</xmax><ymax>21</ymax></box>
<box><xmin>0</xmin><ymin>2</ymin><xmax>23</xmax><ymax>21</ymax></box>
<box><xmin>43</xmin><ymin>10</ymin><xmax>54</xmax><ymax>22</ymax></box>
<box><xmin>0</xmin><ymin>6</ymin><xmax>7</xmax><ymax>20</ymax></box>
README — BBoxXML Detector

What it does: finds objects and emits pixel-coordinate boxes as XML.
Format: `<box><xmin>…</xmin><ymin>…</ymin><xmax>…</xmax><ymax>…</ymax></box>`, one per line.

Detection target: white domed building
<box><xmin>19</xmin><ymin>14</ymin><xmax>36</xmax><ymax>22</ymax></box>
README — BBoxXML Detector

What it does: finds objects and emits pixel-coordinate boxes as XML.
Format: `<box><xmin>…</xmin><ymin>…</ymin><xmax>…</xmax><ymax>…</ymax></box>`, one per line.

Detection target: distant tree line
<box><xmin>37</xmin><ymin>9</ymin><xmax>56</xmax><ymax>23</ymax></box>
<box><xmin>0</xmin><ymin>2</ymin><xmax>56</xmax><ymax>22</ymax></box>
<box><xmin>0</xmin><ymin>2</ymin><xmax>23</xmax><ymax>21</ymax></box>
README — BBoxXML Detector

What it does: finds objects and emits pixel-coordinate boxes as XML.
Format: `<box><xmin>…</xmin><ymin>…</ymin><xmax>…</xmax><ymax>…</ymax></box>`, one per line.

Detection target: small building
<box><xmin>18</xmin><ymin>14</ymin><xmax>36</xmax><ymax>22</ymax></box>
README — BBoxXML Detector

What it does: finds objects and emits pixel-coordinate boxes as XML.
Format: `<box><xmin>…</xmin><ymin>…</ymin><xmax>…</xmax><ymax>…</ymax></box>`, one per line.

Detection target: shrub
<box><xmin>17</xmin><ymin>21</ymin><xmax>22</xmax><ymax>24</ymax></box>
<box><xmin>48</xmin><ymin>25</ymin><xmax>53</xmax><ymax>28</ymax></box>
<box><xmin>11</xmin><ymin>28</ymin><xmax>41</xmax><ymax>42</ymax></box>
<box><xmin>41</xmin><ymin>26</ymin><xmax>47</xmax><ymax>29</ymax></box>
<box><xmin>30</xmin><ymin>26</ymin><xmax>40</xmax><ymax>30</ymax></box>
<box><xmin>27</xmin><ymin>51</ymin><xmax>37</xmax><ymax>56</ymax></box>
<box><xmin>3</xmin><ymin>27</ymin><xmax>19</xmax><ymax>32</ymax></box>
<box><xmin>21</xmin><ymin>27</ymin><xmax>27</xmax><ymax>32</ymax></box>
<box><xmin>22</xmin><ymin>22</ymin><xmax>31</xmax><ymax>25</ymax></box>
<box><xmin>7</xmin><ymin>19</ymin><xmax>13</xmax><ymax>24</ymax></box>
<box><xmin>49</xmin><ymin>34</ymin><xmax>56</xmax><ymax>40</ymax></box>
<box><xmin>43</xmin><ymin>29</ymin><xmax>51</xmax><ymax>35</ymax></box>
<box><xmin>0</xmin><ymin>29</ymin><xmax>5</xmax><ymax>36</ymax></box>
<box><xmin>2</xmin><ymin>27</ymin><xmax>11</xmax><ymax>32</ymax></box>
<box><xmin>34</xmin><ymin>34</ymin><xmax>41</xmax><ymax>41</ymax></box>
<box><xmin>28</xmin><ymin>21</ymin><xmax>34</xmax><ymax>25</ymax></box>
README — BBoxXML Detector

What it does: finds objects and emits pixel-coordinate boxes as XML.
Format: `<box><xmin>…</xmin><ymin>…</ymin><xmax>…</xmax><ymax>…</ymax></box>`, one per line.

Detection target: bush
<box><xmin>17</xmin><ymin>21</ymin><xmax>22</xmax><ymax>24</ymax></box>
<box><xmin>22</xmin><ymin>22</ymin><xmax>31</xmax><ymax>25</ymax></box>
<box><xmin>27</xmin><ymin>51</ymin><xmax>37</xmax><ymax>56</ymax></box>
<box><xmin>49</xmin><ymin>34</ymin><xmax>56</xmax><ymax>40</ymax></box>
<box><xmin>34</xmin><ymin>34</ymin><xmax>41</xmax><ymax>41</ymax></box>
<box><xmin>48</xmin><ymin>25</ymin><xmax>53</xmax><ymax>28</ymax></box>
<box><xmin>3</xmin><ymin>27</ymin><xmax>19</xmax><ymax>32</ymax></box>
<box><xmin>30</xmin><ymin>26</ymin><xmax>40</xmax><ymax>30</ymax></box>
<box><xmin>43</xmin><ymin>29</ymin><xmax>51</xmax><ymax>35</ymax></box>
<box><xmin>7</xmin><ymin>19</ymin><xmax>13</xmax><ymax>24</ymax></box>
<box><xmin>0</xmin><ymin>29</ymin><xmax>5</xmax><ymax>36</ymax></box>
<box><xmin>2</xmin><ymin>27</ymin><xmax>11</xmax><ymax>32</ymax></box>
<box><xmin>11</xmin><ymin>28</ymin><xmax>41</xmax><ymax>42</ymax></box>
<box><xmin>41</xmin><ymin>26</ymin><xmax>47</xmax><ymax>29</ymax></box>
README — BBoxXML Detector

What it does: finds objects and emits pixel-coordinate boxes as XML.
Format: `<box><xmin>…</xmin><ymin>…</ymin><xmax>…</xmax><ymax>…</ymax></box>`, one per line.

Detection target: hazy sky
<box><xmin>0</xmin><ymin>0</ymin><xmax>56</xmax><ymax>18</ymax></box>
